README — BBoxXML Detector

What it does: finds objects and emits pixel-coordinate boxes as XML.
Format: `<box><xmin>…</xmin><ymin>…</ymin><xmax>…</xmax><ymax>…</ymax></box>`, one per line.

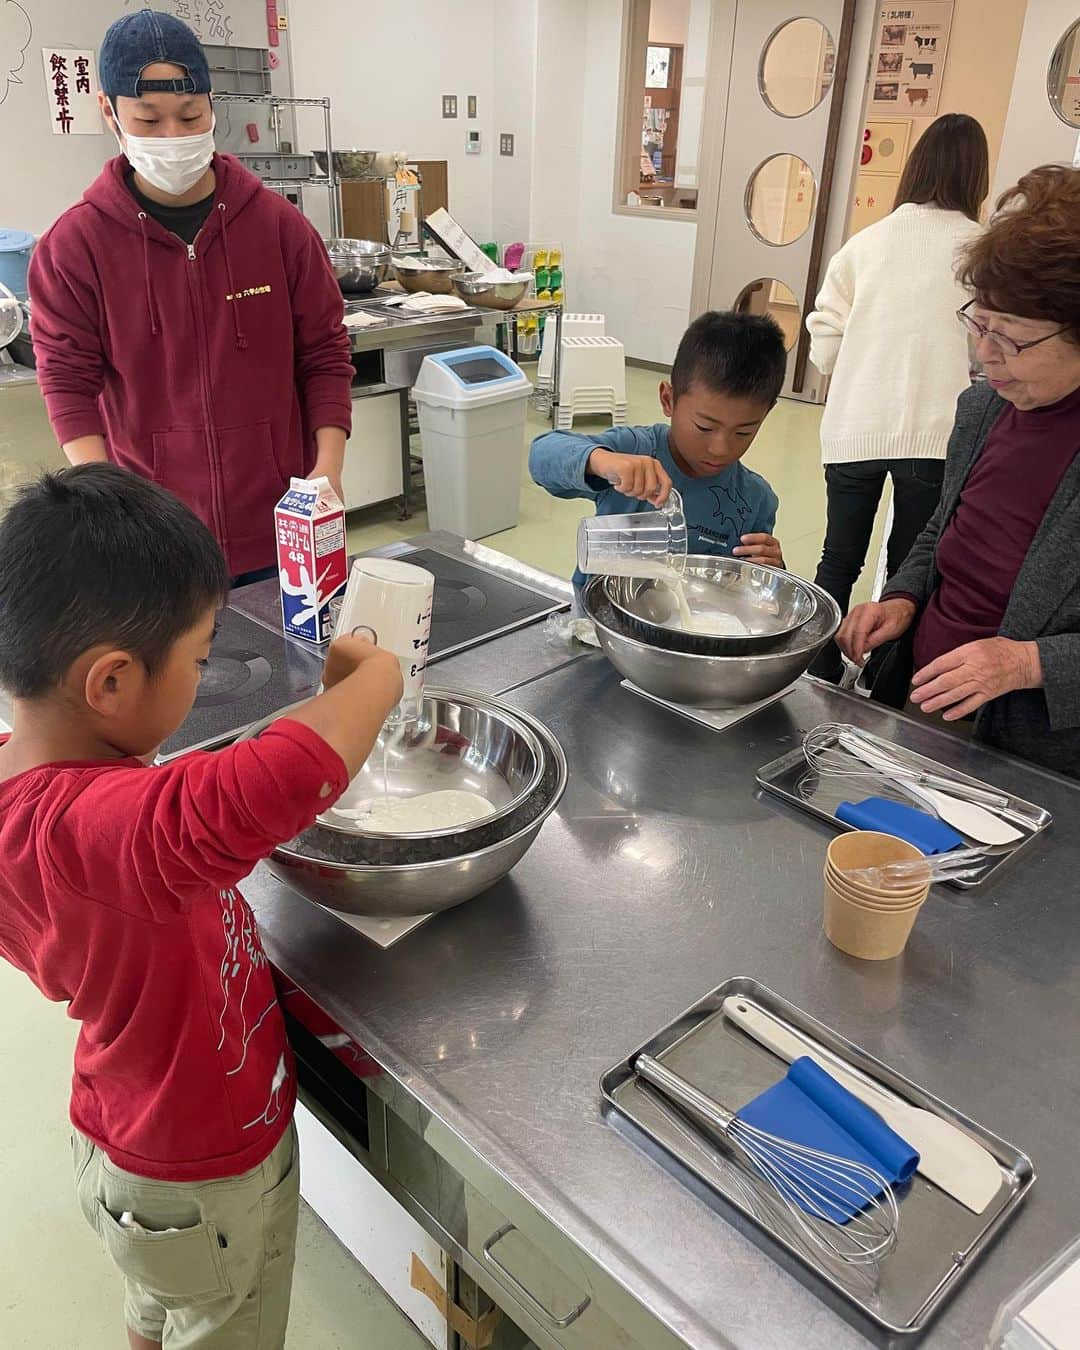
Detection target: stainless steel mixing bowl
<box><xmin>317</xmin><ymin>690</ymin><xmax>546</xmax><ymax>839</ymax></box>
<box><xmin>450</xmin><ymin>271</ymin><xmax>528</xmax><ymax>310</ymax></box>
<box><xmin>605</xmin><ymin>558</ymin><xmax>818</xmax><ymax>656</ymax></box>
<box><xmin>391</xmin><ymin>257</ymin><xmax>465</xmax><ymax>294</ymax></box>
<box><xmin>324</xmin><ymin>238</ymin><xmax>392</xmax><ymax>293</ymax></box>
<box><xmin>313</xmin><ymin>149</ymin><xmax>380</xmax><ymax>180</ymax></box>
<box><xmin>239</xmin><ymin>693</ymin><xmax>567</xmax><ymax>917</ymax></box>
<box><xmin>583</xmin><ymin>571</ymin><xmax>840</xmax><ymax>709</ymax></box>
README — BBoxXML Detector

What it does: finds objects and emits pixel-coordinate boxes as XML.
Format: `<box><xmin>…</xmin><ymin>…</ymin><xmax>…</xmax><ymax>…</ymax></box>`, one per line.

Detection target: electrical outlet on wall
<box><xmin>442</xmin><ymin>95</ymin><xmax>458</xmax><ymax>119</ymax></box>
<box><xmin>467</xmin><ymin>95</ymin><xmax>477</xmax><ymax>119</ymax></box>
<box><xmin>499</xmin><ymin>134</ymin><xmax>514</xmax><ymax>157</ymax></box>
<box><xmin>466</xmin><ymin>130</ymin><xmax>482</xmax><ymax>155</ymax></box>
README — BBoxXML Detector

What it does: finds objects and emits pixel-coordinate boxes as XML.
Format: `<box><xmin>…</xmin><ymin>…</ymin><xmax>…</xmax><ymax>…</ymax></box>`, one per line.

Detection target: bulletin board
<box><xmin>870</xmin><ymin>2</ymin><xmax>954</xmax><ymax>119</ymax></box>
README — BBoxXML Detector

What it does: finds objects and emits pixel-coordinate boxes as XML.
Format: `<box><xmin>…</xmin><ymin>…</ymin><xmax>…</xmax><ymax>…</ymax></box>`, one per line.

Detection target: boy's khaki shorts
<box><xmin>71</xmin><ymin>1121</ymin><xmax>299</xmax><ymax>1349</ymax></box>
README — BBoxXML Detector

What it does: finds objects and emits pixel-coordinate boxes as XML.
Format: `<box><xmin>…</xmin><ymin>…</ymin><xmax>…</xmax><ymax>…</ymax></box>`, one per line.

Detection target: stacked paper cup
<box><xmin>824</xmin><ymin>831</ymin><xmax>932</xmax><ymax>960</ymax></box>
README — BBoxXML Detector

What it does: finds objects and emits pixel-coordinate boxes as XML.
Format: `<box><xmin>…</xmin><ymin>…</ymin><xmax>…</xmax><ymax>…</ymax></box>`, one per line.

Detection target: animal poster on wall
<box><xmin>870</xmin><ymin>2</ymin><xmax>953</xmax><ymax>118</ymax></box>
<box><xmin>41</xmin><ymin>47</ymin><xmax>102</xmax><ymax>135</ymax></box>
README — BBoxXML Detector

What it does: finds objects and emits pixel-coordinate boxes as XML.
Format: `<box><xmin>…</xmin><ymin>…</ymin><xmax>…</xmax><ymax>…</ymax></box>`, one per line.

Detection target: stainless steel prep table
<box><xmin>247</xmin><ymin>637</ymin><xmax>1080</xmax><ymax>1350</ymax></box>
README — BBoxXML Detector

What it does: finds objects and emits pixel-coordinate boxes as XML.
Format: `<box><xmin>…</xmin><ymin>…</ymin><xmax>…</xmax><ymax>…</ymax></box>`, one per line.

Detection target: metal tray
<box><xmin>755</xmin><ymin>729</ymin><xmax>1052</xmax><ymax>889</ymax></box>
<box><xmin>601</xmin><ymin>978</ymin><xmax>1034</xmax><ymax>1343</ymax></box>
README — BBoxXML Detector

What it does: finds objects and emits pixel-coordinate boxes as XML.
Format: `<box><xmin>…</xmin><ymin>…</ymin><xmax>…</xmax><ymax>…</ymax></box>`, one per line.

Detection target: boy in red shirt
<box><xmin>0</xmin><ymin>465</ymin><xmax>402</xmax><ymax>1349</ymax></box>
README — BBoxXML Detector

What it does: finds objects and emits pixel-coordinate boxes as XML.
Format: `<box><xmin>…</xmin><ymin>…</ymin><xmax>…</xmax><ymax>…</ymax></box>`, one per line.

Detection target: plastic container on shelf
<box><xmin>989</xmin><ymin>1234</ymin><xmax>1080</xmax><ymax>1349</ymax></box>
<box><xmin>412</xmin><ymin>345</ymin><xmax>532</xmax><ymax>540</ymax></box>
<box><xmin>0</xmin><ymin>229</ymin><xmax>35</xmax><ymax>300</ymax></box>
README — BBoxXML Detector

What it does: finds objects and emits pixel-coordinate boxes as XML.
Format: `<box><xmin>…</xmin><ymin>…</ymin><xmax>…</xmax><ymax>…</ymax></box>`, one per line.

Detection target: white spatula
<box><xmin>838</xmin><ymin>731</ymin><xmax>1024</xmax><ymax>847</ymax></box>
<box><xmin>721</xmin><ymin>996</ymin><xmax>1003</xmax><ymax>1214</ymax></box>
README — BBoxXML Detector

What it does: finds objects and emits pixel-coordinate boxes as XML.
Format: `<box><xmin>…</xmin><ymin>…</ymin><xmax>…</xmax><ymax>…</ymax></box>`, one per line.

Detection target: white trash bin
<box><xmin>413</xmin><ymin>345</ymin><xmax>532</xmax><ymax>540</ymax></box>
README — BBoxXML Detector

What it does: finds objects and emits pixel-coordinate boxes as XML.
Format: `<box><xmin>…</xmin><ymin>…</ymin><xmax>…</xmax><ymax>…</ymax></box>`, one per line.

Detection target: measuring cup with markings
<box><xmin>576</xmin><ymin>487</ymin><xmax>687</xmax><ymax>578</ymax></box>
<box><xmin>331</xmin><ymin>558</ymin><xmax>434</xmax><ymax>723</ymax></box>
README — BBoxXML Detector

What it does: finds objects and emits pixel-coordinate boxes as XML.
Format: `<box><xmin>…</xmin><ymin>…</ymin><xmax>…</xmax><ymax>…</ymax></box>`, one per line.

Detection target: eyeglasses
<box><xmin>956</xmin><ymin>300</ymin><xmax>1067</xmax><ymax>358</ymax></box>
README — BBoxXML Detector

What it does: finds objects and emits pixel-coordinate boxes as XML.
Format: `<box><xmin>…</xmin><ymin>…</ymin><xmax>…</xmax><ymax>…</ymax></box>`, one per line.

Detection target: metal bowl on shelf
<box><xmin>391</xmin><ymin>256</ymin><xmax>465</xmax><ymax>295</ymax></box>
<box><xmin>313</xmin><ymin>149</ymin><xmax>380</xmax><ymax>180</ymax></box>
<box><xmin>450</xmin><ymin>271</ymin><xmax>528</xmax><ymax>310</ymax></box>
<box><xmin>323</xmin><ymin>238</ymin><xmax>392</xmax><ymax>293</ymax></box>
<box><xmin>237</xmin><ymin>691</ymin><xmax>567</xmax><ymax>917</ymax></box>
<box><xmin>605</xmin><ymin>558</ymin><xmax>818</xmax><ymax>656</ymax></box>
<box><xmin>582</xmin><ymin>570</ymin><xmax>840</xmax><ymax>709</ymax></box>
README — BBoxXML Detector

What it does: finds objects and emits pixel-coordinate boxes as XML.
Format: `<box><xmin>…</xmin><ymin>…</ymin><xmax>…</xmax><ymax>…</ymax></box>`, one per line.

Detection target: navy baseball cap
<box><xmin>100</xmin><ymin>9</ymin><xmax>212</xmax><ymax>98</ymax></box>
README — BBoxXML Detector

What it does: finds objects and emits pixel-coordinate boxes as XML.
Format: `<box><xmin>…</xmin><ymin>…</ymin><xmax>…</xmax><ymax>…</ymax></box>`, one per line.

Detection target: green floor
<box><xmin>0</xmin><ymin>366</ymin><xmax>891</xmax><ymax>1348</ymax></box>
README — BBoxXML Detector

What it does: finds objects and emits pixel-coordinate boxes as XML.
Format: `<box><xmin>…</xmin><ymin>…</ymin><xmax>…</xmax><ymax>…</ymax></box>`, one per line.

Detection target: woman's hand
<box><xmin>910</xmin><ymin>637</ymin><xmax>1042</xmax><ymax>720</ymax></box>
<box><xmin>733</xmin><ymin>533</ymin><xmax>784</xmax><ymax>568</ymax></box>
<box><xmin>587</xmin><ymin>449</ymin><xmax>672</xmax><ymax>506</ymax></box>
<box><xmin>836</xmin><ymin>597</ymin><xmax>918</xmax><ymax>665</ymax></box>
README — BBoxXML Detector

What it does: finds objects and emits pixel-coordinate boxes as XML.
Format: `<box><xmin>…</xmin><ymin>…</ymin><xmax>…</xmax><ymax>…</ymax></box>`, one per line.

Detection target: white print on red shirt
<box><xmin>243</xmin><ymin>1052</ymin><xmax>287</xmax><ymax>1131</ymax></box>
<box><xmin>217</xmin><ymin>888</ymin><xmax>276</xmax><ymax>1075</ymax></box>
<box><xmin>215</xmin><ymin>890</ymin><xmax>289</xmax><ymax>1125</ymax></box>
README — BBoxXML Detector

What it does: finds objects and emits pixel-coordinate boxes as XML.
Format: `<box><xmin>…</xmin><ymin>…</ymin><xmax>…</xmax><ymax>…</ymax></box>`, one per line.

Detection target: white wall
<box><xmin>649</xmin><ymin>0</ymin><xmax>690</xmax><ymax>45</ymax></box>
<box><xmin>491</xmin><ymin>0</ymin><xmax>538</xmax><ymax>248</ymax></box>
<box><xmin>994</xmin><ymin>2</ymin><xmax>1079</xmax><ymax>199</ymax></box>
<box><xmin>568</xmin><ymin>0</ymin><xmax>697</xmax><ymax>364</ymax></box>
<box><xmin>529</xmin><ymin>0</ymin><xmax>587</xmax><ymax>251</ymax></box>
<box><xmin>2</xmin><ymin>0</ymin><xmax>291</xmax><ymax>237</ymax></box>
<box><xmin>287</xmin><ymin>0</ymin><xmax>499</xmax><ymax>242</ymax></box>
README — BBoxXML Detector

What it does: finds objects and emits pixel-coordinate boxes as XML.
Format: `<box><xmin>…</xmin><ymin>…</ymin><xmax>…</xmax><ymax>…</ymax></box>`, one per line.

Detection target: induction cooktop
<box><xmin>228</xmin><ymin>543</ymin><xmax>566</xmax><ymax>663</ymax></box>
<box><xmin>158</xmin><ymin>607</ymin><xmax>323</xmax><ymax>762</ymax></box>
<box><xmin>161</xmin><ymin>544</ymin><xmax>566</xmax><ymax>762</ymax></box>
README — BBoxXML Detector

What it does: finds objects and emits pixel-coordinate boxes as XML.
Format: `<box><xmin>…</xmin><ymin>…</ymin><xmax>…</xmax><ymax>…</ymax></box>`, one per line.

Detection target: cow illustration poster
<box><xmin>871</xmin><ymin>2</ymin><xmax>953</xmax><ymax>118</ymax></box>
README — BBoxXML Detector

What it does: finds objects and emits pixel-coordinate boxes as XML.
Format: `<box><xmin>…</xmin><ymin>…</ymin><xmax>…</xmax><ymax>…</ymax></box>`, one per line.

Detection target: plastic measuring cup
<box><xmin>330</xmin><ymin>558</ymin><xmax>434</xmax><ymax>723</ymax></box>
<box><xmin>576</xmin><ymin>488</ymin><xmax>687</xmax><ymax>578</ymax></box>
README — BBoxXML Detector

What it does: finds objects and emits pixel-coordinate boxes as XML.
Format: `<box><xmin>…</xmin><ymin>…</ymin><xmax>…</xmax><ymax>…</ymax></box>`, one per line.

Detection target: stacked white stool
<box><xmin>556</xmin><ymin>335</ymin><xmax>628</xmax><ymax>430</ymax></box>
<box><xmin>537</xmin><ymin>313</ymin><xmax>606</xmax><ymax>392</ymax></box>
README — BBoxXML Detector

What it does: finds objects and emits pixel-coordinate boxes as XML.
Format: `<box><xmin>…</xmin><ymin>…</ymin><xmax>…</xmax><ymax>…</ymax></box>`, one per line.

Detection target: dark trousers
<box><xmin>810</xmin><ymin>458</ymin><xmax>945</xmax><ymax>683</ymax></box>
<box><xmin>231</xmin><ymin>564</ymin><xmax>278</xmax><ymax>589</ymax></box>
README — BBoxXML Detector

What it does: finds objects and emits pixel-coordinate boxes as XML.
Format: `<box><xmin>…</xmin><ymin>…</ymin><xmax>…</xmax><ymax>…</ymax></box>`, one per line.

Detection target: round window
<box><xmin>745</xmin><ymin>154</ymin><xmax>818</xmax><ymax>246</ymax></box>
<box><xmin>759</xmin><ymin>18</ymin><xmax>837</xmax><ymax>118</ymax></box>
<box><xmin>1047</xmin><ymin>19</ymin><xmax>1080</xmax><ymax>128</ymax></box>
<box><xmin>734</xmin><ymin>278</ymin><xmax>801</xmax><ymax>351</ymax></box>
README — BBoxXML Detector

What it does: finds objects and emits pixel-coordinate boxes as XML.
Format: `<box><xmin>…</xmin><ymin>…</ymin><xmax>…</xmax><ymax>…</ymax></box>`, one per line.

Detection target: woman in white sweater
<box><xmin>806</xmin><ymin>113</ymin><xmax>988</xmax><ymax>682</ymax></box>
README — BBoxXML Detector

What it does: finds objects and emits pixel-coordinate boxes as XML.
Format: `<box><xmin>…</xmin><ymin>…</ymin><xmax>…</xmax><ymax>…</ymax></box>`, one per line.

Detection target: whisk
<box><xmin>803</xmin><ymin>723</ymin><xmax>1009</xmax><ymax>810</ymax></box>
<box><xmin>634</xmin><ymin>1054</ymin><xmax>899</xmax><ymax>1266</ymax></box>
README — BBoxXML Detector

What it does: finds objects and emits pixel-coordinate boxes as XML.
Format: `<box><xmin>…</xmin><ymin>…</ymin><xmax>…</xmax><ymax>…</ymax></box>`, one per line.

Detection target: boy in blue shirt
<box><xmin>530</xmin><ymin>311</ymin><xmax>787</xmax><ymax>591</ymax></box>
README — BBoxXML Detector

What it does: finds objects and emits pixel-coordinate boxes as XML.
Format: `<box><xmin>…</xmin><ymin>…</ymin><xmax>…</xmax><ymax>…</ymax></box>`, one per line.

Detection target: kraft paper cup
<box><xmin>824</xmin><ymin>860</ymin><xmax>928</xmax><ymax>907</ymax></box>
<box><xmin>826</xmin><ymin>831</ymin><xmax>930</xmax><ymax>901</ymax></box>
<box><xmin>823</xmin><ymin>865</ymin><xmax>927</xmax><ymax>960</ymax></box>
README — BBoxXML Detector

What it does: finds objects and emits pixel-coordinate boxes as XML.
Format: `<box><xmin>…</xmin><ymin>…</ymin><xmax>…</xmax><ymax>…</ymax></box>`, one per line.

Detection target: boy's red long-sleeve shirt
<box><xmin>28</xmin><ymin>154</ymin><xmax>354</xmax><ymax>576</ymax></box>
<box><xmin>0</xmin><ymin>720</ymin><xmax>347</xmax><ymax>1182</ymax></box>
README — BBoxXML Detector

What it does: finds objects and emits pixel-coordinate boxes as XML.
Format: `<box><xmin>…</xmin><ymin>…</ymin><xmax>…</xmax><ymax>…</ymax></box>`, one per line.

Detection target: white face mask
<box><xmin>114</xmin><ymin>111</ymin><xmax>216</xmax><ymax>197</ymax></box>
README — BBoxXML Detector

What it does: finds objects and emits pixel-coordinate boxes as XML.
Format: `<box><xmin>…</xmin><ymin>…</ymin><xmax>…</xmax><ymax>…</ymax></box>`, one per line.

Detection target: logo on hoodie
<box><xmin>226</xmin><ymin>284</ymin><xmax>272</xmax><ymax>303</ymax></box>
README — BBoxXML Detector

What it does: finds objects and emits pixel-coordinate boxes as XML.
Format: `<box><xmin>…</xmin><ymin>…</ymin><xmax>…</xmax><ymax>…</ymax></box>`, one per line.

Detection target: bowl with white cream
<box><xmin>237</xmin><ymin>690</ymin><xmax>566</xmax><ymax>916</ymax></box>
<box><xmin>604</xmin><ymin>558</ymin><xmax>818</xmax><ymax>657</ymax></box>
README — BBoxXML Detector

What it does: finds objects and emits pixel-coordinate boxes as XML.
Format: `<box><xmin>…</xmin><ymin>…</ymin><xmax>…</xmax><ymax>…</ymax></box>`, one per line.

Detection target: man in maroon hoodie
<box><xmin>28</xmin><ymin>10</ymin><xmax>354</xmax><ymax>584</ymax></box>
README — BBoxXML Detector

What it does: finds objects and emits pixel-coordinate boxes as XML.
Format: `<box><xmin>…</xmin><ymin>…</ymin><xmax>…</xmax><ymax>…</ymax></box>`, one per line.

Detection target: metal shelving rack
<box><xmin>213</xmin><ymin>93</ymin><xmax>342</xmax><ymax>237</ymax></box>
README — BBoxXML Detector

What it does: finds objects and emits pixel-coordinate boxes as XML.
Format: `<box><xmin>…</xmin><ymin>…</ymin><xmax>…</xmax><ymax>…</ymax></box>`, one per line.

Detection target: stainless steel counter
<box><xmin>248</xmin><ymin>627</ymin><xmax>1080</xmax><ymax>1349</ymax></box>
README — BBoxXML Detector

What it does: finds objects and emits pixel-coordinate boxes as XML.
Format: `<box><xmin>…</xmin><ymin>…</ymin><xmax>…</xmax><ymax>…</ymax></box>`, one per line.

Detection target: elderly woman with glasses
<box><xmin>837</xmin><ymin>165</ymin><xmax>1080</xmax><ymax>777</ymax></box>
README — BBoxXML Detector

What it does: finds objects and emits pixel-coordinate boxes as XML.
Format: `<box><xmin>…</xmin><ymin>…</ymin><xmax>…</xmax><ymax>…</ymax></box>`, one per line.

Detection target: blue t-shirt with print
<box><xmin>529</xmin><ymin>423</ymin><xmax>779</xmax><ymax>589</ymax></box>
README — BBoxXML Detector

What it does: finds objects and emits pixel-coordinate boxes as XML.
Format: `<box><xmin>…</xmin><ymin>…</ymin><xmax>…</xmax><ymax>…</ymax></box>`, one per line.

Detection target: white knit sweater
<box><xmin>806</xmin><ymin>203</ymin><xmax>983</xmax><ymax>464</ymax></box>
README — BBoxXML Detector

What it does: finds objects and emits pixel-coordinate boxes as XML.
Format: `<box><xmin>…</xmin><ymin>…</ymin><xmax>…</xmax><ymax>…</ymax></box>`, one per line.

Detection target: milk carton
<box><xmin>275</xmin><ymin>476</ymin><xmax>348</xmax><ymax>644</ymax></box>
